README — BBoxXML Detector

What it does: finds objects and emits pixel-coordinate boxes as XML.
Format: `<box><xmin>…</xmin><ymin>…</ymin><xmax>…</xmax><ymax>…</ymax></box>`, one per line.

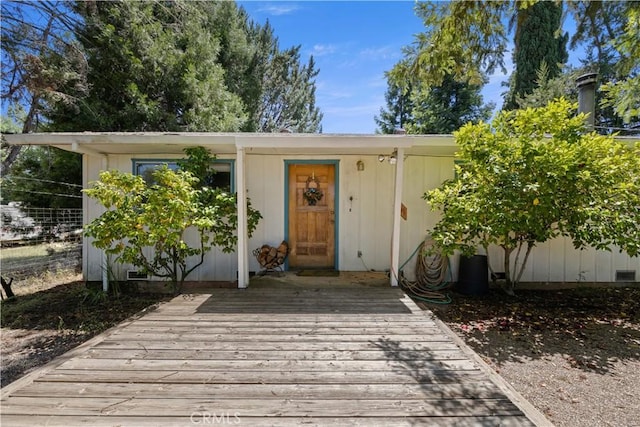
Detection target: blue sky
<box><xmin>239</xmin><ymin>1</ymin><xmax>513</xmax><ymax>134</ymax></box>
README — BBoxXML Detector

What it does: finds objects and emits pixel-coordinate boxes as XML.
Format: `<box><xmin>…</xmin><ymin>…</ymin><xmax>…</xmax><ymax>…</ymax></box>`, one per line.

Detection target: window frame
<box><xmin>131</xmin><ymin>158</ymin><xmax>235</xmax><ymax>191</ymax></box>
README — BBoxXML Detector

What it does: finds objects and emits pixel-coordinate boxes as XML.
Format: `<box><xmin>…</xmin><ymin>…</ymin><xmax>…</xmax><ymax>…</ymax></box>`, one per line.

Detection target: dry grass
<box><xmin>1</xmin><ymin>241</ymin><xmax>81</xmax><ymax>285</ymax></box>
<box><xmin>8</xmin><ymin>269</ymin><xmax>82</xmax><ymax>296</ymax></box>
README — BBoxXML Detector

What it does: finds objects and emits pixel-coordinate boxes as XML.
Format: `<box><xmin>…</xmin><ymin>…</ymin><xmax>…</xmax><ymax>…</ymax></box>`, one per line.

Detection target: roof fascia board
<box><xmin>235</xmin><ymin>134</ymin><xmax>414</xmax><ymax>149</ymax></box>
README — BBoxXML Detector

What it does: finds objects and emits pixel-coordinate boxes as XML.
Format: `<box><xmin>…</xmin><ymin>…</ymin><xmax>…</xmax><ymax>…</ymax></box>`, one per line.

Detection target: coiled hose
<box><xmin>399</xmin><ymin>236</ymin><xmax>452</xmax><ymax>304</ymax></box>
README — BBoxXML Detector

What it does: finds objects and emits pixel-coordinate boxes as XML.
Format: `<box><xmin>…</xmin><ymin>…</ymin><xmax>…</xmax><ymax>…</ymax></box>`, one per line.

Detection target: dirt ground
<box><xmin>0</xmin><ymin>274</ymin><xmax>171</xmax><ymax>387</ymax></box>
<box><xmin>424</xmin><ymin>286</ymin><xmax>640</xmax><ymax>427</ymax></box>
<box><xmin>2</xmin><ymin>276</ymin><xmax>639</xmax><ymax>427</ymax></box>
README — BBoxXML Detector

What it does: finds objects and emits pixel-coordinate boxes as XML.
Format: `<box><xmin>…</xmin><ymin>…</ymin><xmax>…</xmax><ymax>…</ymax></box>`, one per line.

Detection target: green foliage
<box><xmin>389</xmin><ymin>1</ymin><xmax>511</xmax><ymax>87</ymax></box>
<box><xmin>374</xmin><ymin>77</ymin><xmax>413</xmax><ymax>134</ymax></box>
<box><xmin>256</xmin><ymin>46</ymin><xmax>323</xmax><ymax>132</ymax></box>
<box><xmin>42</xmin><ymin>1</ymin><xmax>322</xmax><ymax>133</ymax></box>
<box><xmin>1</xmin><ymin>1</ymin><xmax>86</xmax><ymax>175</ymax></box>
<box><xmin>1</xmin><ymin>0</ymin><xmax>86</xmax><ymax>131</ymax></box>
<box><xmin>402</xmin><ymin>0</ymin><xmax>638</xmax><ymax>126</ymax></box>
<box><xmin>5</xmin><ymin>1</ymin><xmax>323</xmax><ymax>134</ymax></box>
<box><xmin>48</xmin><ymin>1</ymin><xmax>246</xmax><ymax>132</ymax></box>
<box><xmin>503</xmin><ymin>2</ymin><xmax>568</xmax><ymax>110</ymax></box>
<box><xmin>380</xmin><ymin>49</ymin><xmax>493</xmax><ymax>134</ymax></box>
<box><xmin>84</xmin><ymin>148</ymin><xmax>262</xmax><ymax>292</ymax></box>
<box><xmin>600</xmin><ymin>6</ymin><xmax>640</xmax><ymax>124</ymax></box>
<box><xmin>425</xmin><ymin>99</ymin><xmax>640</xmax><ymax>293</ymax></box>
<box><xmin>0</xmin><ymin>116</ymin><xmax>22</xmax><ymax>134</ymax></box>
<box><xmin>0</xmin><ymin>146</ymin><xmax>82</xmax><ymax>208</ymax></box>
<box><xmin>515</xmin><ymin>63</ymin><xmax>579</xmax><ymax>109</ymax></box>
<box><xmin>404</xmin><ymin>74</ymin><xmax>494</xmax><ymax>134</ymax></box>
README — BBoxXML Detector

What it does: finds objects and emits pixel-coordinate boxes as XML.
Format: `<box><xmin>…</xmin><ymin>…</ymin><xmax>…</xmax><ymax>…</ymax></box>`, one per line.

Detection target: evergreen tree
<box><xmin>1</xmin><ymin>0</ymin><xmax>86</xmax><ymax>174</ymax></box>
<box><xmin>375</xmin><ymin>79</ymin><xmax>412</xmax><ymax>134</ymax></box>
<box><xmin>516</xmin><ymin>63</ymin><xmax>580</xmax><ymax>110</ymax></box>
<box><xmin>256</xmin><ymin>45</ymin><xmax>323</xmax><ymax>133</ymax></box>
<box><xmin>407</xmin><ymin>74</ymin><xmax>494</xmax><ymax>134</ymax></box>
<box><xmin>43</xmin><ymin>1</ymin><xmax>322</xmax><ymax>133</ymax></box>
<box><xmin>503</xmin><ymin>1</ymin><xmax>568</xmax><ymax>110</ymax></box>
<box><xmin>205</xmin><ymin>2</ymin><xmax>264</xmax><ymax>132</ymax></box>
<box><xmin>379</xmin><ymin>52</ymin><xmax>493</xmax><ymax>134</ymax></box>
<box><xmin>395</xmin><ymin>0</ymin><xmax>637</xmax><ymax>124</ymax></box>
<box><xmin>48</xmin><ymin>0</ymin><xmax>246</xmax><ymax>132</ymax></box>
<box><xmin>0</xmin><ymin>147</ymin><xmax>82</xmax><ymax>208</ymax></box>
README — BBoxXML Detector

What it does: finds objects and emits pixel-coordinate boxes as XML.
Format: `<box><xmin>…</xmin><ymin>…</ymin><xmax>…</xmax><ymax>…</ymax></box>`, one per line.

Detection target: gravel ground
<box><xmin>425</xmin><ymin>287</ymin><xmax>640</xmax><ymax>427</ymax></box>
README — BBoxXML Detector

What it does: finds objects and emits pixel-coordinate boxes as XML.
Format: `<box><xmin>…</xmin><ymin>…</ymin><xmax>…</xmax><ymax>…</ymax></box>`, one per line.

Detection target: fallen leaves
<box><xmin>424</xmin><ymin>286</ymin><xmax>640</xmax><ymax>372</ymax></box>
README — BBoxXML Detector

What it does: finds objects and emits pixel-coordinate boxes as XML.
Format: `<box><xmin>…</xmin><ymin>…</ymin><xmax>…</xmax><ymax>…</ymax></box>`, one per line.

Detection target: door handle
<box><xmin>329</xmin><ymin>210</ymin><xmax>335</xmax><ymax>223</ymax></box>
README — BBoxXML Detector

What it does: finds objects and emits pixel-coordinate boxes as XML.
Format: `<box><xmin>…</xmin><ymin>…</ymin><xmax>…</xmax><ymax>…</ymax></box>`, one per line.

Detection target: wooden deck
<box><xmin>1</xmin><ymin>276</ymin><xmax>549</xmax><ymax>426</ymax></box>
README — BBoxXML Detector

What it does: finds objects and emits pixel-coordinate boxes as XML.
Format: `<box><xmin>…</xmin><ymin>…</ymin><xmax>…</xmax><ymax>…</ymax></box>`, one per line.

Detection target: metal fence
<box><xmin>0</xmin><ymin>205</ymin><xmax>83</xmax><ymax>280</ymax></box>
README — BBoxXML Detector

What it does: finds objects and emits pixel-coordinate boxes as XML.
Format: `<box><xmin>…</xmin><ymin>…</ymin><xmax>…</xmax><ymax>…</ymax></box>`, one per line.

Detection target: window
<box><xmin>133</xmin><ymin>160</ymin><xmax>179</xmax><ymax>185</ymax></box>
<box><xmin>132</xmin><ymin>159</ymin><xmax>234</xmax><ymax>191</ymax></box>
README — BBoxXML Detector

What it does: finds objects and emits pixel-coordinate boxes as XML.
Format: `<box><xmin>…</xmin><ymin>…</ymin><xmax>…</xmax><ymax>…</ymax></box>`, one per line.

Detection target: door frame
<box><xmin>284</xmin><ymin>159</ymin><xmax>340</xmax><ymax>271</ymax></box>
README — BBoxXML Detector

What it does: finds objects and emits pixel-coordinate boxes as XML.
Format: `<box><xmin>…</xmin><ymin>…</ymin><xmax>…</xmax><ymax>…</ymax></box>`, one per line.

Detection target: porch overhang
<box><xmin>4</xmin><ymin>131</ymin><xmax>459</xmax><ymax>288</ymax></box>
<box><xmin>3</xmin><ymin>132</ymin><xmax>458</xmax><ymax>156</ymax></box>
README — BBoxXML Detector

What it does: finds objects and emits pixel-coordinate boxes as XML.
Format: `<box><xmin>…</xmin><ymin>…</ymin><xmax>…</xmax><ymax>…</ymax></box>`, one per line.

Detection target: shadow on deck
<box><xmin>1</xmin><ymin>273</ymin><xmax>549</xmax><ymax>426</ymax></box>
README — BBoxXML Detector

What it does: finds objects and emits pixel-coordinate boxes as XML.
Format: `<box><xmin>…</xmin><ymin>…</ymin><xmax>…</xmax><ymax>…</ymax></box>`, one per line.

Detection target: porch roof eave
<box><xmin>2</xmin><ymin>132</ymin><xmax>458</xmax><ymax>157</ymax></box>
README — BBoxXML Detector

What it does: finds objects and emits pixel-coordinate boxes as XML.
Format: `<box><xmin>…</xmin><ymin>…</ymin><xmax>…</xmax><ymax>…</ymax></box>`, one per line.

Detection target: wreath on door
<box><xmin>303</xmin><ymin>173</ymin><xmax>323</xmax><ymax>206</ymax></box>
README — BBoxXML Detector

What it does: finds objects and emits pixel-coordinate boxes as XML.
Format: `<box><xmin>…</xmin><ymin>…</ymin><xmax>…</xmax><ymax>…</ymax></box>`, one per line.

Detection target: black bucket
<box><xmin>457</xmin><ymin>254</ymin><xmax>489</xmax><ymax>295</ymax></box>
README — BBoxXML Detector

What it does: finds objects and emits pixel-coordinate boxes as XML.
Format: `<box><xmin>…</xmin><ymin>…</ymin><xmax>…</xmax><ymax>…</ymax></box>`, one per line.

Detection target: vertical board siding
<box><xmin>398</xmin><ymin>155</ymin><xmax>638</xmax><ymax>285</ymax></box>
<box><xmin>374</xmin><ymin>160</ymin><xmax>395</xmax><ymax>269</ymax></box>
<box><xmin>246</xmin><ymin>155</ymin><xmax>285</xmax><ymax>273</ymax></box>
<box><xmin>339</xmin><ymin>156</ymin><xmax>361</xmax><ymax>271</ymax></box>
<box><xmin>84</xmin><ymin>155</ymin><xmax>105</xmax><ymax>281</ymax></box>
<box><xmin>399</xmin><ymin>156</ymin><xmax>455</xmax><ymax>281</ymax></box>
<box><xmin>83</xmin><ymin>152</ymin><xmax>638</xmax><ymax>284</ymax></box>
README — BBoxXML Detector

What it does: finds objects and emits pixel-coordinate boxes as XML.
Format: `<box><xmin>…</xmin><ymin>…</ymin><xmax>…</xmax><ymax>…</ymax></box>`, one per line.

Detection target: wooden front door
<box><xmin>288</xmin><ymin>163</ymin><xmax>335</xmax><ymax>269</ymax></box>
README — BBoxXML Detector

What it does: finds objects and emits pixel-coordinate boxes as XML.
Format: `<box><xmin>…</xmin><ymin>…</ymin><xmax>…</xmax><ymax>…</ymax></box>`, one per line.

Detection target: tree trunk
<box><xmin>502</xmin><ymin>246</ymin><xmax>515</xmax><ymax>296</ymax></box>
<box><xmin>1</xmin><ymin>16</ymin><xmax>53</xmax><ymax>176</ymax></box>
<box><xmin>0</xmin><ymin>144</ymin><xmax>22</xmax><ymax>177</ymax></box>
<box><xmin>1</xmin><ymin>277</ymin><xmax>16</xmax><ymax>300</ymax></box>
<box><xmin>515</xmin><ymin>241</ymin><xmax>535</xmax><ymax>285</ymax></box>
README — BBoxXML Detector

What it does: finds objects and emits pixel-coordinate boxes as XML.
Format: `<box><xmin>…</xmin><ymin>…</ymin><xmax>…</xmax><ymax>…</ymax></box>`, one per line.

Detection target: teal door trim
<box><xmin>284</xmin><ymin>160</ymin><xmax>340</xmax><ymax>270</ymax></box>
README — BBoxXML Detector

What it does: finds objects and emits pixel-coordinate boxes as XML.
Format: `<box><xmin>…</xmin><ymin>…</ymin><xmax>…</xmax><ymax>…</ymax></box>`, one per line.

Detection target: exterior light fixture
<box><xmin>378</xmin><ymin>150</ymin><xmax>398</xmax><ymax>165</ymax></box>
<box><xmin>356</xmin><ymin>160</ymin><xmax>365</xmax><ymax>171</ymax></box>
<box><xmin>388</xmin><ymin>151</ymin><xmax>397</xmax><ymax>165</ymax></box>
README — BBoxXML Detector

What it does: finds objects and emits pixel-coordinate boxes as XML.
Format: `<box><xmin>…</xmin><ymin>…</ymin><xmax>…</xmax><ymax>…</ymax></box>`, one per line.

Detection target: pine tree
<box><xmin>1</xmin><ymin>0</ymin><xmax>86</xmax><ymax>174</ymax></box>
<box><xmin>375</xmin><ymin>79</ymin><xmax>413</xmax><ymax>134</ymax></box>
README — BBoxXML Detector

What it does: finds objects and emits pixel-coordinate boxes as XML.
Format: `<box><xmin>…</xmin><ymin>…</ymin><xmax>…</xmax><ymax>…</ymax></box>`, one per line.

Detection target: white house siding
<box><xmin>395</xmin><ymin>155</ymin><xmax>639</xmax><ymax>284</ymax></box>
<box><xmin>84</xmin><ymin>153</ymin><xmax>237</xmax><ymax>282</ymax></box>
<box><xmin>245</xmin><ymin>154</ymin><xmax>396</xmax><ymax>274</ymax></box>
<box><xmin>398</xmin><ymin>155</ymin><xmax>456</xmax><ymax>281</ymax></box>
<box><xmin>244</xmin><ymin>154</ymin><xmax>286</xmax><ymax>274</ymax></box>
<box><xmin>83</xmin><ymin>152</ymin><xmax>638</xmax><ymax>284</ymax></box>
<box><xmin>83</xmin><ymin>154</ymin><xmax>104</xmax><ymax>282</ymax></box>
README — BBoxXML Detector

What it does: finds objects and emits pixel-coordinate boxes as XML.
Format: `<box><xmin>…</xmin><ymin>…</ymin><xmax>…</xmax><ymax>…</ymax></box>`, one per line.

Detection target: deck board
<box><xmin>0</xmin><ymin>278</ymin><xmax>546</xmax><ymax>426</ymax></box>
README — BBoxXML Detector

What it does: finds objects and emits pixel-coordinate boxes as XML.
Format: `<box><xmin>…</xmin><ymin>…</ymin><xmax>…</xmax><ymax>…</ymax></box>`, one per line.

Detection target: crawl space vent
<box><xmin>127</xmin><ymin>270</ymin><xmax>150</xmax><ymax>280</ymax></box>
<box><xmin>615</xmin><ymin>270</ymin><xmax>636</xmax><ymax>282</ymax></box>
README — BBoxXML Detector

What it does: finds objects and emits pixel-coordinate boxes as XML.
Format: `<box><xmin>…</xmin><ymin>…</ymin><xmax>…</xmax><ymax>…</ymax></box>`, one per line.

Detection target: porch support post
<box><xmin>100</xmin><ymin>156</ymin><xmax>109</xmax><ymax>292</ymax></box>
<box><xmin>236</xmin><ymin>146</ymin><xmax>249</xmax><ymax>288</ymax></box>
<box><xmin>390</xmin><ymin>147</ymin><xmax>405</xmax><ymax>286</ymax></box>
